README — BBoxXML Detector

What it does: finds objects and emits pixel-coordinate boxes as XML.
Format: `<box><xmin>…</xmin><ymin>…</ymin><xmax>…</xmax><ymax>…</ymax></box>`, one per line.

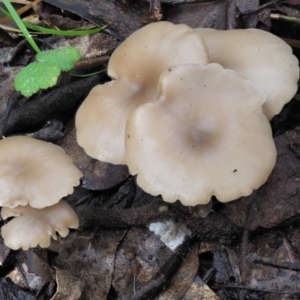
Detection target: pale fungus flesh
<box><xmin>125</xmin><ymin>64</ymin><xmax>277</xmax><ymax>206</ymax></box>
<box><xmin>0</xmin><ymin>136</ymin><xmax>82</xmax><ymax>209</ymax></box>
<box><xmin>76</xmin><ymin>21</ymin><xmax>209</xmax><ymax>164</ymax></box>
<box><xmin>194</xmin><ymin>28</ymin><xmax>299</xmax><ymax>120</ymax></box>
<box><xmin>1</xmin><ymin>200</ymin><xmax>79</xmax><ymax>250</ymax></box>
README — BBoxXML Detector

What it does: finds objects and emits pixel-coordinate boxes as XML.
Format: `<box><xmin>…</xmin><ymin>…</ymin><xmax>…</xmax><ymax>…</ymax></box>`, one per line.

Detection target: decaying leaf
<box><xmin>159</xmin><ymin>244</ymin><xmax>199</xmax><ymax>299</ymax></box>
<box><xmin>183</xmin><ymin>276</ymin><xmax>220</xmax><ymax>300</ymax></box>
<box><xmin>166</xmin><ymin>0</ymin><xmax>227</xmax><ymax>29</ymax></box>
<box><xmin>42</xmin><ymin>0</ymin><xmax>151</xmax><ymax>39</ymax></box>
<box><xmin>53</xmin><ymin>229</ymin><xmax>126</xmax><ymax>300</ymax></box>
<box><xmin>112</xmin><ymin>227</ymin><xmax>174</xmax><ymax>298</ymax></box>
<box><xmin>221</xmin><ymin>131</ymin><xmax>300</xmax><ymax>231</ymax></box>
<box><xmin>6</xmin><ymin>250</ymin><xmax>55</xmax><ymax>298</ymax></box>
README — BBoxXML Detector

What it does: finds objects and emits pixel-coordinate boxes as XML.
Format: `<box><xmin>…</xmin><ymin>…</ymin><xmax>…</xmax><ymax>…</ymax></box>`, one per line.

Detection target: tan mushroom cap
<box><xmin>76</xmin><ymin>21</ymin><xmax>209</xmax><ymax>164</ymax></box>
<box><xmin>194</xmin><ymin>28</ymin><xmax>299</xmax><ymax>120</ymax></box>
<box><xmin>125</xmin><ymin>64</ymin><xmax>277</xmax><ymax>206</ymax></box>
<box><xmin>0</xmin><ymin>136</ymin><xmax>82</xmax><ymax>209</ymax></box>
<box><xmin>1</xmin><ymin>200</ymin><xmax>79</xmax><ymax>250</ymax></box>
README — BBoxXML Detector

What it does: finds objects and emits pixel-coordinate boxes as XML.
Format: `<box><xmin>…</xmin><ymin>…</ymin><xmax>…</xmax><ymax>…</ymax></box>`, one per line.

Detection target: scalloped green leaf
<box><xmin>36</xmin><ymin>46</ymin><xmax>81</xmax><ymax>71</ymax></box>
<box><xmin>14</xmin><ymin>61</ymin><xmax>61</xmax><ymax>97</ymax></box>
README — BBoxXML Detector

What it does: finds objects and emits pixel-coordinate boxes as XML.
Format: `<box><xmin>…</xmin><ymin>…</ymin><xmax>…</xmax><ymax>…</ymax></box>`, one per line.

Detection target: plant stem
<box><xmin>271</xmin><ymin>13</ymin><xmax>300</xmax><ymax>24</ymax></box>
<box><xmin>2</xmin><ymin>0</ymin><xmax>41</xmax><ymax>53</ymax></box>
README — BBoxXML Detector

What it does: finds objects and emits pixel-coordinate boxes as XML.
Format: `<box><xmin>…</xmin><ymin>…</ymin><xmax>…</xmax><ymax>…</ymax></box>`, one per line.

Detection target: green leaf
<box><xmin>14</xmin><ymin>46</ymin><xmax>82</xmax><ymax>97</ymax></box>
<box><xmin>37</xmin><ymin>46</ymin><xmax>81</xmax><ymax>71</ymax></box>
<box><xmin>15</xmin><ymin>62</ymin><xmax>61</xmax><ymax>97</ymax></box>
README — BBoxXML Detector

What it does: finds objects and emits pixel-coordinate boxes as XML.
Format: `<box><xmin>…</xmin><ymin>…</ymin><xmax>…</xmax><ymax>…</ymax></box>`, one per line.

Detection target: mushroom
<box><xmin>194</xmin><ymin>28</ymin><xmax>299</xmax><ymax>120</ymax></box>
<box><xmin>76</xmin><ymin>21</ymin><xmax>209</xmax><ymax>164</ymax></box>
<box><xmin>0</xmin><ymin>136</ymin><xmax>82</xmax><ymax>208</ymax></box>
<box><xmin>1</xmin><ymin>200</ymin><xmax>79</xmax><ymax>250</ymax></box>
<box><xmin>125</xmin><ymin>63</ymin><xmax>277</xmax><ymax>206</ymax></box>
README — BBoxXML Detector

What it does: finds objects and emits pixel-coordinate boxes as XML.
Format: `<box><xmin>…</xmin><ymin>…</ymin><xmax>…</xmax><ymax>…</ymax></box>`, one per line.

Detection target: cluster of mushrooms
<box><xmin>76</xmin><ymin>21</ymin><xmax>299</xmax><ymax>206</ymax></box>
<box><xmin>0</xmin><ymin>136</ymin><xmax>82</xmax><ymax>250</ymax></box>
<box><xmin>1</xmin><ymin>21</ymin><xmax>299</xmax><ymax>251</ymax></box>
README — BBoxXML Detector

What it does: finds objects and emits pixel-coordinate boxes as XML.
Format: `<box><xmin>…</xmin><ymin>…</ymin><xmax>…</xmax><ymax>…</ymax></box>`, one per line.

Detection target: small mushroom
<box><xmin>125</xmin><ymin>64</ymin><xmax>277</xmax><ymax>206</ymax></box>
<box><xmin>194</xmin><ymin>28</ymin><xmax>299</xmax><ymax>120</ymax></box>
<box><xmin>0</xmin><ymin>136</ymin><xmax>82</xmax><ymax>208</ymax></box>
<box><xmin>76</xmin><ymin>21</ymin><xmax>209</xmax><ymax>164</ymax></box>
<box><xmin>1</xmin><ymin>200</ymin><xmax>79</xmax><ymax>250</ymax></box>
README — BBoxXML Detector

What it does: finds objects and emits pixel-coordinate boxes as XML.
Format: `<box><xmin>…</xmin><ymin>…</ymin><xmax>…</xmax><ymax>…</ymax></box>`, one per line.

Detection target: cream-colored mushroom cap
<box><xmin>0</xmin><ymin>136</ymin><xmax>82</xmax><ymax>208</ymax></box>
<box><xmin>125</xmin><ymin>63</ymin><xmax>277</xmax><ymax>206</ymax></box>
<box><xmin>194</xmin><ymin>28</ymin><xmax>299</xmax><ymax>120</ymax></box>
<box><xmin>1</xmin><ymin>200</ymin><xmax>79</xmax><ymax>250</ymax></box>
<box><xmin>76</xmin><ymin>21</ymin><xmax>209</xmax><ymax>164</ymax></box>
